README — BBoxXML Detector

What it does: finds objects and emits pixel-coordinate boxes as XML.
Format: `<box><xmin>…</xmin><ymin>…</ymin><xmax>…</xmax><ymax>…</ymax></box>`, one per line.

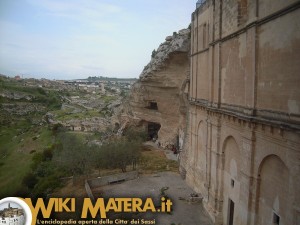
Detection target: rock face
<box><xmin>124</xmin><ymin>28</ymin><xmax>190</xmax><ymax>148</ymax></box>
<box><xmin>140</xmin><ymin>28</ymin><xmax>190</xmax><ymax>80</ymax></box>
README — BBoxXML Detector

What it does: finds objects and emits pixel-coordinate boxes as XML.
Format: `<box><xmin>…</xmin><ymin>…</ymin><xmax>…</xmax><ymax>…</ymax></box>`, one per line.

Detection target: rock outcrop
<box><xmin>123</xmin><ymin>28</ymin><xmax>190</xmax><ymax>148</ymax></box>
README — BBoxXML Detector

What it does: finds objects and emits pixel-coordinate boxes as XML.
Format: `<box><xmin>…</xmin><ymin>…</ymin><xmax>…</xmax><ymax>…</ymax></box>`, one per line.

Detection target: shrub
<box><xmin>22</xmin><ymin>172</ymin><xmax>38</xmax><ymax>189</ymax></box>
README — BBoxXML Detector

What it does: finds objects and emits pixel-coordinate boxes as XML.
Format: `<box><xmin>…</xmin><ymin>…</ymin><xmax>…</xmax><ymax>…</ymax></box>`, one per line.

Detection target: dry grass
<box><xmin>50</xmin><ymin>179</ymin><xmax>88</xmax><ymax>220</ymax></box>
<box><xmin>139</xmin><ymin>149</ymin><xmax>179</xmax><ymax>174</ymax></box>
<box><xmin>51</xmin><ymin>178</ymin><xmax>87</xmax><ymax>198</ymax></box>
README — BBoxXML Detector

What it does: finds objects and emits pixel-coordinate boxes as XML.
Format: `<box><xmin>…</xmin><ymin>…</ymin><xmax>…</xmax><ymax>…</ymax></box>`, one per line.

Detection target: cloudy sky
<box><xmin>0</xmin><ymin>0</ymin><xmax>196</xmax><ymax>80</ymax></box>
<box><xmin>0</xmin><ymin>202</ymin><xmax>22</xmax><ymax>210</ymax></box>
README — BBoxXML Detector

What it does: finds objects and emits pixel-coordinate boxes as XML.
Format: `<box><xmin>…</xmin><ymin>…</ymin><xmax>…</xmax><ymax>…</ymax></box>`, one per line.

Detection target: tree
<box><xmin>123</xmin><ymin>127</ymin><xmax>147</xmax><ymax>143</ymax></box>
<box><xmin>54</xmin><ymin>133</ymin><xmax>94</xmax><ymax>177</ymax></box>
<box><xmin>97</xmin><ymin>136</ymin><xmax>142</xmax><ymax>173</ymax></box>
<box><xmin>90</xmin><ymin>144</ymin><xmax>105</xmax><ymax>176</ymax></box>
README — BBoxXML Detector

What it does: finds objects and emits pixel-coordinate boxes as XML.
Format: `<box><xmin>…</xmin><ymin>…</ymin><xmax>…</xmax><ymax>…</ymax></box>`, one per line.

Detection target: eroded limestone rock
<box><xmin>123</xmin><ymin>27</ymin><xmax>191</xmax><ymax>148</ymax></box>
<box><xmin>140</xmin><ymin>28</ymin><xmax>190</xmax><ymax>81</ymax></box>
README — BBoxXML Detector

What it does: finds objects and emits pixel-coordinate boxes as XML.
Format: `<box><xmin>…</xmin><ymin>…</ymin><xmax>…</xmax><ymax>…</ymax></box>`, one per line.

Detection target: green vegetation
<box><xmin>139</xmin><ymin>150</ymin><xmax>178</xmax><ymax>173</ymax></box>
<box><xmin>48</xmin><ymin>90</ymin><xmax>118</xmax><ymax>122</ymax></box>
<box><xmin>0</xmin><ymin>77</ymin><xmax>179</xmax><ymax>199</ymax></box>
<box><xmin>102</xmin><ymin>95</ymin><xmax>117</xmax><ymax>103</ymax></box>
<box><xmin>54</xmin><ymin>127</ymin><xmax>146</xmax><ymax>176</ymax></box>
<box><xmin>0</xmin><ymin>110</ymin><xmax>177</xmax><ymax>198</ymax></box>
<box><xmin>53</xmin><ymin>109</ymin><xmax>103</xmax><ymax>121</ymax></box>
<box><xmin>54</xmin><ymin>133</ymin><xmax>94</xmax><ymax>176</ymax></box>
<box><xmin>0</xmin><ymin>78</ymin><xmax>63</xmax><ymax>197</ymax></box>
<box><xmin>19</xmin><ymin>143</ymin><xmax>66</xmax><ymax>198</ymax></box>
<box><xmin>93</xmin><ymin>137</ymin><xmax>141</xmax><ymax>173</ymax></box>
<box><xmin>0</xmin><ymin>122</ymin><xmax>54</xmax><ymax>198</ymax></box>
<box><xmin>0</xmin><ymin>80</ymin><xmax>61</xmax><ymax>110</ymax></box>
<box><xmin>14</xmin><ymin>127</ymin><xmax>147</xmax><ymax>198</ymax></box>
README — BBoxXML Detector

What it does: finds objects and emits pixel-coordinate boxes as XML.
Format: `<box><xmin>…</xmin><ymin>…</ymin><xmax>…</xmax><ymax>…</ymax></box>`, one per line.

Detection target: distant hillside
<box><xmin>85</xmin><ymin>76</ymin><xmax>137</xmax><ymax>82</ymax></box>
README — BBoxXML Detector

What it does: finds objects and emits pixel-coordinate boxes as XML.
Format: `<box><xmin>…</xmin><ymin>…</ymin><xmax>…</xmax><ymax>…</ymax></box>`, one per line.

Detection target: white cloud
<box><xmin>0</xmin><ymin>1</ymin><xmax>196</xmax><ymax>79</ymax></box>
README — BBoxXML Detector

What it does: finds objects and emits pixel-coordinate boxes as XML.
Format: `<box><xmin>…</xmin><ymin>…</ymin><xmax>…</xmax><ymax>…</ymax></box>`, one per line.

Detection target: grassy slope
<box><xmin>0</xmin><ymin>122</ymin><xmax>53</xmax><ymax>197</ymax></box>
<box><xmin>53</xmin><ymin>109</ymin><xmax>103</xmax><ymax>121</ymax></box>
<box><xmin>0</xmin><ymin>79</ymin><xmax>57</xmax><ymax>197</ymax></box>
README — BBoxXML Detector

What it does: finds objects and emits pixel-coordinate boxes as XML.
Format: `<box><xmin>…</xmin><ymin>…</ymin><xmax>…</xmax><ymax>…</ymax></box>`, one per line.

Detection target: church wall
<box><xmin>181</xmin><ymin>1</ymin><xmax>300</xmax><ymax>224</ymax></box>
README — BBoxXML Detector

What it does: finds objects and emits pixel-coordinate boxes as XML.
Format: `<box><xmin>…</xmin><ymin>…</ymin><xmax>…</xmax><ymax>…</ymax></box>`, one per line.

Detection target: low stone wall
<box><xmin>85</xmin><ymin>180</ymin><xmax>95</xmax><ymax>202</ymax></box>
<box><xmin>87</xmin><ymin>171</ymin><xmax>138</xmax><ymax>188</ymax></box>
<box><xmin>85</xmin><ymin>171</ymin><xmax>139</xmax><ymax>201</ymax></box>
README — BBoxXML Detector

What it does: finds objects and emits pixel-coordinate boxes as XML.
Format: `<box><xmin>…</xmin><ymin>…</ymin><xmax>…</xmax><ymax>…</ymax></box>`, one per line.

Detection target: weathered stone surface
<box><xmin>165</xmin><ymin>36</ymin><xmax>173</xmax><ymax>41</ymax></box>
<box><xmin>183</xmin><ymin>1</ymin><xmax>300</xmax><ymax>225</ymax></box>
<box><xmin>0</xmin><ymin>90</ymin><xmax>33</xmax><ymax>101</ymax></box>
<box><xmin>140</xmin><ymin>28</ymin><xmax>190</xmax><ymax>81</ymax></box>
<box><xmin>123</xmin><ymin>28</ymin><xmax>190</xmax><ymax>148</ymax></box>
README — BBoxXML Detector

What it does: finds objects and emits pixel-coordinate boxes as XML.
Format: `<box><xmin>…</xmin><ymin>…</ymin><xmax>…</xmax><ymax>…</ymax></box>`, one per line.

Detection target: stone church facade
<box><xmin>180</xmin><ymin>1</ymin><xmax>300</xmax><ymax>225</ymax></box>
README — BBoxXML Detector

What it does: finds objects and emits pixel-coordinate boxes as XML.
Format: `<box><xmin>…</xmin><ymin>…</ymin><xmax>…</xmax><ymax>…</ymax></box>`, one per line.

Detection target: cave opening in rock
<box><xmin>147</xmin><ymin>122</ymin><xmax>161</xmax><ymax>140</ymax></box>
<box><xmin>146</xmin><ymin>101</ymin><xmax>158</xmax><ymax>110</ymax></box>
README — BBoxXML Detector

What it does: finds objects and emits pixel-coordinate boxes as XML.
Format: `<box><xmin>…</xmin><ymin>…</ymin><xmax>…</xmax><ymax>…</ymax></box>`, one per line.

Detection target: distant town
<box><xmin>0</xmin><ymin>74</ymin><xmax>137</xmax><ymax>95</ymax></box>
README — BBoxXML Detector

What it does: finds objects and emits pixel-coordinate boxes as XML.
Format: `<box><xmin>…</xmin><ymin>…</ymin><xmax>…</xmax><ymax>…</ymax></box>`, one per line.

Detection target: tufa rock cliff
<box><xmin>122</xmin><ymin>28</ymin><xmax>190</xmax><ymax>149</ymax></box>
